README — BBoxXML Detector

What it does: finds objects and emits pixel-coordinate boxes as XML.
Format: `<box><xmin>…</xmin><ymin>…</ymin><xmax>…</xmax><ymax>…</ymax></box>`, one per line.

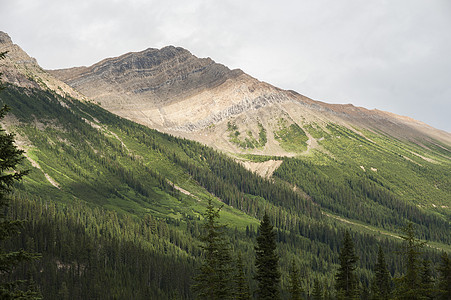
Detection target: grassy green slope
<box><xmin>2</xmin><ymin>85</ymin><xmax>450</xmax><ymax>298</ymax></box>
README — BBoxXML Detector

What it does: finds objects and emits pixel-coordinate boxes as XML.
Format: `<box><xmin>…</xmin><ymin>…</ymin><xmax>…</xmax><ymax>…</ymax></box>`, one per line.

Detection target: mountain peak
<box><xmin>0</xmin><ymin>31</ymin><xmax>12</xmax><ymax>45</ymax></box>
<box><xmin>49</xmin><ymin>45</ymin><xmax>450</xmax><ymax>153</ymax></box>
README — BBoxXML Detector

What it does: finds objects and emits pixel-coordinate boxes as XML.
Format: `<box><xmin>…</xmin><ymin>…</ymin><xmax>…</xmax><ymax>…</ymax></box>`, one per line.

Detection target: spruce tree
<box><xmin>394</xmin><ymin>222</ymin><xmax>426</xmax><ymax>300</ymax></box>
<box><xmin>370</xmin><ymin>245</ymin><xmax>392</xmax><ymax>300</ymax></box>
<box><xmin>254</xmin><ymin>213</ymin><xmax>281</xmax><ymax>300</ymax></box>
<box><xmin>335</xmin><ymin>230</ymin><xmax>359</xmax><ymax>299</ymax></box>
<box><xmin>437</xmin><ymin>252</ymin><xmax>451</xmax><ymax>300</ymax></box>
<box><xmin>234</xmin><ymin>252</ymin><xmax>250</xmax><ymax>300</ymax></box>
<box><xmin>192</xmin><ymin>199</ymin><xmax>232</xmax><ymax>299</ymax></box>
<box><xmin>288</xmin><ymin>259</ymin><xmax>303</xmax><ymax>300</ymax></box>
<box><xmin>0</xmin><ymin>51</ymin><xmax>41</xmax><ymax>299</ymax></box>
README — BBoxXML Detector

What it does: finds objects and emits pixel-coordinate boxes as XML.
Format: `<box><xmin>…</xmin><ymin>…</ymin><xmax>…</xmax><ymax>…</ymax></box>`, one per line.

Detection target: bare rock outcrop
<box><xmin>0</xmin><ymin>31</ymin><xmax>85</xmax><ymax>100</ymax></box>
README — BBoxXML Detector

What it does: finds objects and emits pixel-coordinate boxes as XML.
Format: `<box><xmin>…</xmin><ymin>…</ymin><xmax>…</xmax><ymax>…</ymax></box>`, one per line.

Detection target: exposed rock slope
<box><xmin>0</xmin><ymin>31</ymin><xmax>85</xmax><ymax>100</ymax></box>
<box><xmin>51</xmin><ymin>46</ymin><xmax>451</xmax><ymax>156</ymax></box>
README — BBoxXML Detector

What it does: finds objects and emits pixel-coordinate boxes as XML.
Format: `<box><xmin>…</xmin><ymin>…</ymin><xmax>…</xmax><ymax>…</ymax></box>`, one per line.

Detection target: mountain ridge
<box><xmin>47</xmin><ymin>39</ymin><xmax>451</xmax><ymax>158</ymax></box>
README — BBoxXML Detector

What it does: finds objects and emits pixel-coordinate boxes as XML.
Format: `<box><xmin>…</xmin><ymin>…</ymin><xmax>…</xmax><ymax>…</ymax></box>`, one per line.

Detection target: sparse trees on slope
<box><xmin>255</xmin><ymin>213</ymin><xmax>281</xmax><ymax>300</ymax></box>
<box><xmin>371</xmin><ymin>245</ymin><xmax>392</xmax><ymax>300</ymax></box>
<box><xmin>192</xmin><ymin>199</ymin><xmax>233</xmax><ymax>299</ymax></box>
<box><xmin>335</xmin><ymin>230</ymin><xmax>359</xmax><ymax>299</ymax></box>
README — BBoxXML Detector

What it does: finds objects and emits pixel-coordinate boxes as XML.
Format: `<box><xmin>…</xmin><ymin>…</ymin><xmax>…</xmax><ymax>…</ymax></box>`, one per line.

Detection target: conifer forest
<box><xmin>0</xmin><ymin>59</ymin><xmax>450</xmax><ymax>298</ymax></box>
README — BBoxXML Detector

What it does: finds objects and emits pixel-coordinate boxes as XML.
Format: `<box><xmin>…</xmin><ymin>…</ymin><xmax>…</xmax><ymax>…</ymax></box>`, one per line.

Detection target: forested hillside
<box><xmin>1</xmin><ymin>84</ymin><xmax>450</xmax><ymax>299</ymax></box>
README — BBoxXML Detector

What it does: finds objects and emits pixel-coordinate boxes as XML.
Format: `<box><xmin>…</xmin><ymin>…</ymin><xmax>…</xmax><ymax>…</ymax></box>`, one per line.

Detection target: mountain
<box><xmin>1</xmin><ymin>31</ymin><xmax>450</xmax><ymax>299</ymax></box>
<box><xmin>50</xmin><ymin>46</ymin><xmax>451</xmax><ymax>160</ymax></box>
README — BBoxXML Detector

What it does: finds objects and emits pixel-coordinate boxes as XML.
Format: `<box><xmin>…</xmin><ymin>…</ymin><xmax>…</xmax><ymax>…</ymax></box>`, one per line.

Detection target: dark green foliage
<box><xmin>394</xmin><ymin>222</ymin><xmax>427</xmax><ymax>300</ymax></box>
<box><xmin>419</xmin><ymin>259</ymin><xmax>434</xmax><ymax>299</ymax></box>
<box><xmin>255</xmin><ymin>213</ymin><xmax>281</xmax><ymax>299</ymax></box>
<box><xmin>193</xmin><ymin>199</ymin><xmax>232</xmax><ymax>299</ymax></box>
<box><xmin>312</xmin><ymin>278</ymin><xmax>322</xmax><ymax>300</ymax></box>
<box><xmin>335</xmin><ymin>230</ymin><xmax>359</xmax><ymax>299</ymax></box>
<box><xmin>234</xmin><ymin>252</ymin><xmax>250</xmax><ymax>300</ymax></box>
<box><xmin>4</xmin><ymin>195</ymin><xmax>196</xmax><ymax>299</ymax></box>
<box><xmin>437</xmin><ymin>252</ymin><xmax>451</xmax><ymax>300</ymax></box>
<box><xmin>288</xmin><ymin>259</ymin><xmax>303</xmax><ymax>300</ymax></box>
<box><xmin>370</xmin><ymin>245</ymin><xmax>391</xmax><ymax>300</ymax></box>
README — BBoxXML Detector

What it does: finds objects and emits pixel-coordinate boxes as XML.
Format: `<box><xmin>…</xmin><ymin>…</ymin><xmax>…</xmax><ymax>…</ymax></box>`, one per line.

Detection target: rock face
<box><xmin>0</xmin><ymin>31</ymin><xmax>84</xmax><ymax>99</ymax></box>
<box><xmin>2</xmin><ymin>30</ymin><xmax>448</xmax><ymax>156</ymax></box>
<box><xmin>50</xmin><ymin>46</ymin><xmax>280</xmax><ymax>131</ymax></box>
<box><xmin>51</xmin><ymin>46</ymin><xmax>451</xmax><ymax>154</ymax></box>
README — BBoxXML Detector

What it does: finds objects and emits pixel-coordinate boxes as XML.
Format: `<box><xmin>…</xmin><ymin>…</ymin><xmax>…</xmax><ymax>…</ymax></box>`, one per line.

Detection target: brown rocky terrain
<box><xmin>49</xmin><ymin>44</ymin><xmax>451</xmax><ymax>157</ymax></box>
<box><xmin>0</xmin><ymin>31</ymin><xmax>85</xmax><ymax>100</ymax></box>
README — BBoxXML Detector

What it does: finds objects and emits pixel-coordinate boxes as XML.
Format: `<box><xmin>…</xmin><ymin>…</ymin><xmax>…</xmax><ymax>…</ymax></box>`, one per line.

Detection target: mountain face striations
<box><xmin>50</xmin><ymin>44</ymin><xmax>451</xmax><ymax>158</ymax></box>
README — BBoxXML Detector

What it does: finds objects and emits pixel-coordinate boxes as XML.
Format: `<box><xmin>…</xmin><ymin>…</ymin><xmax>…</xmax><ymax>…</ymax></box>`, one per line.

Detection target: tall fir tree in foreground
<box><xmin>394</xmin><ymin>222</ymin><xmax>426</xmax><ymax>300</ymax></box>
<box><xmin>370</xmin><ymin>245</ymin><xmax>392</xmax><ymax>300</ymax></box>
<box><xmin>0</xmin><ymin>51</ymin><xmax>41</xmax><ymax>299</ymax></box>
<box><xmin>254</xmin><ymin>213</ymin><xmax>281</xmax><ymax>300</ymax></box>
<box><xmin>335</xmin><ymin>230</ymin><xmax>359</xmax><ymax>299</ymax></box>
<box><xmin>288</xmin><ymin>259</ymin><xmax>303</xmax><ymax>300</ymax></box>
<box><xmin>192</xmin><ymin>199</ymin><xmax>232</xmax><ymax>299</ymax></box>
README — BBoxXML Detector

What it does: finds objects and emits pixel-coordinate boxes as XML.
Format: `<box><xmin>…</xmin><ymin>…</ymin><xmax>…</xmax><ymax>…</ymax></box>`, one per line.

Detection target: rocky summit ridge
<box><xmin>50</xmin><ymin>43</ymin><xmax>451</xmax><ymax>156</ymax></box>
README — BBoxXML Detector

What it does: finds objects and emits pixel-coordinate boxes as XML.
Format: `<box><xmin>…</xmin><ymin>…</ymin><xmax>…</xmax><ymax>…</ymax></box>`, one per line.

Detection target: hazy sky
<box><xmin>1</xmin><ymin>0</ymin><xmax>450</xmax><ymax>132</ymax></box>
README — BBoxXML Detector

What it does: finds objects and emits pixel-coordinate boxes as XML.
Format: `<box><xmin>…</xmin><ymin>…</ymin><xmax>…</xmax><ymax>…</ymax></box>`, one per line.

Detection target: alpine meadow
<box><xmin>0</xmin><ymin>30</ymin><xmax>450</xmax><ymax>299</ymax></box>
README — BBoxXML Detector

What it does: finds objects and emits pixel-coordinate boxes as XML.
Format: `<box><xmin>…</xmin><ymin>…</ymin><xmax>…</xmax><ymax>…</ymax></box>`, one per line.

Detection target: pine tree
<box><xmin>234</xmin><ymin>252</ymin><xmax>250</xmax><ymax>300</ymax></box>
<box><xmin>335</xmin><ymin>230</ymin><xmax>359</xmax><ymax>299</ymax></box>
<box><xmin>312</xmin><ymin>278</ymin><xmax>322</xmax><ymax>300</ymax></box>
<box><xmin>437</xmin><ymin>252</ymin><xmax>451</xmax><ymax>300</ymax></box>
<box><xmin>288</xmin><ymin>259</ymin><xmax>303</xmax><ymax>300</ymax></box>
<box><xmin>0</xmin><ymin>51</ymin><xmax>41</xmax><ymax>299</ymax></box>
<box><xmin>192</xmin><ymin>199</ymin><xmax>232</xmax><ymax>299</ymax></box>
<box><xmin>370</xmin><ymin>245</ymin><xmax>392</xmax><ymax>300</ymax></box>
<box><xmin>394</xmin><ymin>222</ymin><xmax>426</xmax><ymax>300</ymax></box>
<box><xmin>254</xmin><ymin>213</ymin><xmax>281</xmax><ymax>300</ymax></box>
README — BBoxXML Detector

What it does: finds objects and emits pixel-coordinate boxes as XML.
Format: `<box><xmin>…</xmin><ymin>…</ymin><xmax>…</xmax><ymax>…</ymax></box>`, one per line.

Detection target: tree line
<box><xmin>192</xmin><ymin>202</ymin><xmax>451</xmax><ymax>299</ymax></box>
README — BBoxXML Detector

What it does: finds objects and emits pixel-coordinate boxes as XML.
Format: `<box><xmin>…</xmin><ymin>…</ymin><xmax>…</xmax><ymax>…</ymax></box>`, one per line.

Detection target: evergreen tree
<box><xmin>419</xmin><ymin>259</ymin><xmax>434</xmax><ymax>300</ymax></box>
<box><xmin>288</xmin><ymin>259</ymin><xmax>303</xmax><ymax>300</ymax></box>
<box><xmin>254</xmin><ymin>213</ymin><xmax>281</xmax><ymax>300</ymax></box>
<box><xmin>394</xmin><ymin>222</ymin><xmax>426</xmax><ymax>300</ymax></box>
<box><xmin>234</xmin><ymin>252</ymin><xmax>250</xmax><ymax>300</ymax></box>
<box><xmin>335</xmin><ymin>230</ymin><xmax>359</xmax><ymax>299</ymax></box>
<box><xmin>0</xmin><ymin>51</ymin><xmax>41</xmax><ymax>299</ymax></box>
<box><xmin>370</xmin><ymin>245</ymin><xmax>391</xmax><ymax>300</ymax></box>
<box><xmin>437</xmin><ymin>252</ymin><xmax>451</xmax><ymax>300</ymax></box>
<box><xmin>192</xmin><ymin>199</ymin><xmax>232</xmax><ymax>299</ymax></box>
<box><xmin>312</xmin><ymin>278</ymin><xmax>322</xmax><ymax>300</ymax></box>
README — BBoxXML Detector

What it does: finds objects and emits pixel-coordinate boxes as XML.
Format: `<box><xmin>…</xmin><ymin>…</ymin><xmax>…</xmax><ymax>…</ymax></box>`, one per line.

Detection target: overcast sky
<box><xmin>1</xmin><ymin>0</ymin><xmax>450</xmax><ymax>132</ymax></box>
